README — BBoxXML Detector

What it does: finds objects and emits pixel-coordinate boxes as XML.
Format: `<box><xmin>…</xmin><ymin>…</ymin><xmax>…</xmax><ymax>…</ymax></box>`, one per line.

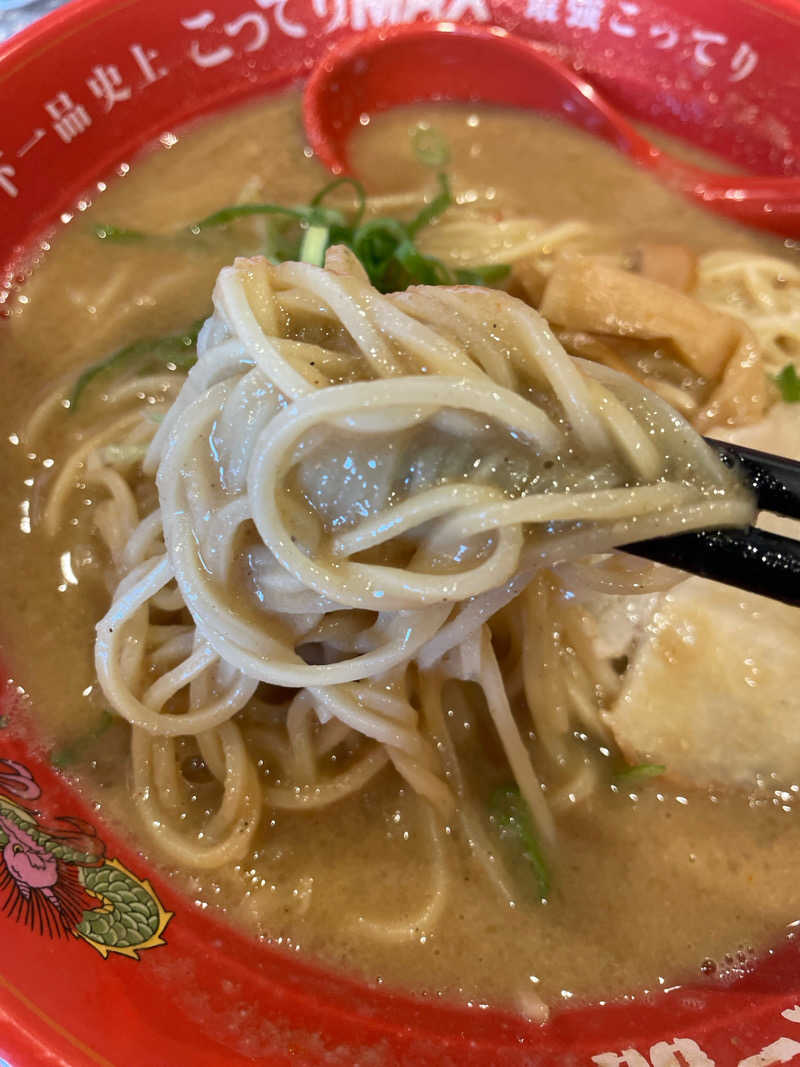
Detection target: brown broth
<box><xmin>1</xmin><ymin>91</ymin><xmax>799</xmax><ymax>1012</ymax></box>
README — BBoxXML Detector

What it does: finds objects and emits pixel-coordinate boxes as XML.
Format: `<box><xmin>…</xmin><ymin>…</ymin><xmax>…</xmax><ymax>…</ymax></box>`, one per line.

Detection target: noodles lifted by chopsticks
<box><xmin>36</xmin><ymin>248</ymin><xmax>753</xmax><ymax>921</ymax></box>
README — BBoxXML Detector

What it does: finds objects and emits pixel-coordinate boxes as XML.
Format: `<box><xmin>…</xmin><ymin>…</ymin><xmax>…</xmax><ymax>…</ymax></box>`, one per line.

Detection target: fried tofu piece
<box><xmin>607</xmin><ymin>577</ymin><xmax>800</xmax><ymax>791</ymax></box>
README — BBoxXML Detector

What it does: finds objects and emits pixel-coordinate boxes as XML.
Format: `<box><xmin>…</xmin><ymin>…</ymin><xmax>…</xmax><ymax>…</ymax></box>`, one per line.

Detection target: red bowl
<box><xmin>2</xmin><ymin>2</ymin><xmax>800</xmax><ymax>1064</ymax></box>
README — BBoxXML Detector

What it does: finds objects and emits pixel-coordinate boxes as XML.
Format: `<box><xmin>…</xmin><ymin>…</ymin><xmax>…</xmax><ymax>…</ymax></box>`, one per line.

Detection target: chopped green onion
<box><xmin>392</xmin><ymin>240</ymin><xmax>452</xmax><ymax>288</ymax></box>
<box><xmin>94</xmin><ymin>224</ymin><xmax>148</xmax><ymax>242</ymax></box>
<box><xmin>406</xmin><ymin>172</ymin><xmax>452</xmax><ymax>238</ymax></box>
<box><xmin>411</xmin><ymin>125</ymin><xmax>450</xmax><ymax>168</ymax></box>
<box><xmin>456</xmin><ymin>264</ymin><xmax>512</xmax><ymax>286</ymax></box>
<box><xmin>190</xmin><ymin>202</ymin><xmax>311</xmax><ymax>232</ymax></box>
<box><xmin>311</xmin><ymin>176</ymin><xmax>367</xmax><ymax>228</ymax></box>
<box><xmin>69</xmin><ymin>317</ymin><xmax>205</xmax><ymax>411</ymax></box>
<box><xmin>774</xmin><ymin>363</ymin><xmax>800</xmax><ymax>403</ymax></box>
<box><xmin>94</xmin><ymin>172</ymin><xmax>509</xmax><ymax>297</ymax></box>
<box><xmin>51</xmin><ymin>711</ymin><xmax>115</xmax><ymax>769</ymax></box>
<box><xmin>299</xmin><ymin>224</ymin><xmax>331</xmax><ymax>267</ymax></box>
<box><xmin>350</xmin><ymin>217</ymin><xmax>408</xmax><ymax>286</ymax></box>
<box><xmin>614</xmin><ymin>762</ymin><xmax>666</xmax><ymax>784</ymax></box>
<box><xmin>490</xmin><ymin>784</ymin><xmax>550</xmax><ymax>900</ymax></box>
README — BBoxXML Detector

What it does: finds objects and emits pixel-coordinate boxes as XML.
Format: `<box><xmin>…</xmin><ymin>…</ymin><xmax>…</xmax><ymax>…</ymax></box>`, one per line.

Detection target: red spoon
<box><xmin>303</xmin><ymin>22</ymin><xmax>800</xmax><ymax>238</ymax></box>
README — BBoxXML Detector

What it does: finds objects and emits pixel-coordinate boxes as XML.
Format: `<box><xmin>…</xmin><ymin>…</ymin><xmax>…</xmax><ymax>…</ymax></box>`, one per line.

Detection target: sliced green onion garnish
<box><xmin>614</xmin><ymin>762</ymin><xmax>666</xmax><ymax>784</ymax></box>
<box><xmin>69</xmin><ymin>317</ymin><xmax>204</xmax><ymax>411</ymax></box>
<box><xmin>411</xmin><ymin>125</ymin><xmax>450</xmax><ymax>168</ymax></box>
<box><xmin>775</xmin><ymin>363</ymin><xmax>800</xmax><ymax>403</ymax></box>
<box><xmin>490</xmin><ymin>783</ymin><xmax>550</xmax><ymax>900</ymax></box>
<box><xmin>93</xmin><ymin>171</ymin><xmax>509</xmax><ymax>297</ymax></box>
<box><xmin>299</xmin><ymin>224</ymin><xmax>331</xmax><ymax>267</ymax></box>
<box><xmin>51</xmin><ymin>711</ymin><xmax>115</xmax><ymax>769</ymax></box>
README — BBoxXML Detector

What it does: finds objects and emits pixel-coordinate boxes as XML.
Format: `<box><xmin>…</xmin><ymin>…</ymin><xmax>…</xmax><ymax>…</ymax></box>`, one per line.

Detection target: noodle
<box><xmin>696</xmin><ymin>251</ymin><xmax>800</xmax><ymax>375</ymax></box>
<box><xmin>13</xmin><ymin>92</ymin><xmax>800</xmax><ymax>1002</ymax></box>
<box><xmin>32</xmin><ymin>246</ymin><xmax>752</xmax><ymax>942</ymax></box>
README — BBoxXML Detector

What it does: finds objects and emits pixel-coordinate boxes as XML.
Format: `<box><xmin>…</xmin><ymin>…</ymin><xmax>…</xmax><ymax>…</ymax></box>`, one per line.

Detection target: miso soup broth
<box><xmin>1</xmin><ymin>90</ymin><xmax>799</xmax><ymax>1016</ymax></box>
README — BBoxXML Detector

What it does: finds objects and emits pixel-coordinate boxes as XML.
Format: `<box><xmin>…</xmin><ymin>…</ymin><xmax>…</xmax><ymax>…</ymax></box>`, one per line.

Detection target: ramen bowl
<box><xmin>1</xmin><ymin>1</ymin><xmax>800</xmax><ymax>1064</ymax></box>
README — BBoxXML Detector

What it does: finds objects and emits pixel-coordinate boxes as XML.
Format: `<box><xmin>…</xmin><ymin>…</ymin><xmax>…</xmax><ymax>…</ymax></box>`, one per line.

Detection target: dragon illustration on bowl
<box><xmin>0</xmin><ymin>756</ymin><xmax>171</xmax><ymax>958</ymax></box>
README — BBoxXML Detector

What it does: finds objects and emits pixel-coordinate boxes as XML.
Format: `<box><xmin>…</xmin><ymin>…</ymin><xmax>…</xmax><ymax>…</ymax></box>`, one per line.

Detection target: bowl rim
<box><xmin>2</xmin><ymin>2</ymin><xmax>800</xmax><ymax>1065</ymax></box>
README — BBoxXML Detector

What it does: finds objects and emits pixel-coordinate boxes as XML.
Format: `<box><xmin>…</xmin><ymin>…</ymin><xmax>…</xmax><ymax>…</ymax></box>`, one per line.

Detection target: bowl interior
<box><xmin>1</xmin><ymin>2</ymin><xmax>800</xmax><ymax>1064</ymax></box>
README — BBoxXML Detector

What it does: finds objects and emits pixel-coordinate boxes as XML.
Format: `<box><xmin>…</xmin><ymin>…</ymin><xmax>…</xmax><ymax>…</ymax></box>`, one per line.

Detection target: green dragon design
<box><xmin>0</xmin><ymin>757</ymin><xmax>171</xmax><ymax>958</ymax></box>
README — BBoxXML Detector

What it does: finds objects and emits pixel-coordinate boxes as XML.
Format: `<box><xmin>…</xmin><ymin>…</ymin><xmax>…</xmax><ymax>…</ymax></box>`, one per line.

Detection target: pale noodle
<box><xmin>32</xmin><ymin>248</ymin><xmax>753</xmax><ymax>943</ymax></box>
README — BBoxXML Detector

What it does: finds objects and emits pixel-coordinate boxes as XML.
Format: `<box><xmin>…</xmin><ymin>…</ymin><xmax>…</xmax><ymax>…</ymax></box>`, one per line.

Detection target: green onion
<box><xmin>69</xmin><ymin>317</ymin><xmax>205</xmax><ymax>411</ymax></box>
<box><xmin>350</xmin><ymin>217</ymin><xmax>408</xmax><ymax>285</ymax></box>
<box><xmin>392</xmin><ymin>240</ymin><xmax>452</xmax><ymax>287</ymax></box>
<box><xmin>614</xmin><ymin>762</ymin><xmax>666</xmax><ymax>785</ymax></box>
<box><xmin>490</xmin><ymin>784</ymin><xmax>550</xmax><ymax>900</ymax></box>
<box><xmin>51</xmin><ymin>711</ymin><xmax>115</xmax><ymax>769</ymax></box>
<box><xmin>190</xmin><ymin>202</ymin><xmax>312</xmax><ymax>233</ymax></box>
<box><xmin>94</xmin><ymin>224</ymin><xmax>149</xmax><ymax>242</ymax></box>
<box><xmin>411</xmin><ymin>125</ymin><xmax>450</xmax><ymax>168</ymax></box>
<box><xmin>774</xmin><ymin>363</ymin><xmax>800</xmax><ymax>403</ymax></box>
<box><xmin>94</xmin><ymin>172</ymin><xmax>509</xmax><ymax>297</ymax></box>
<box><xmin>310</xmin><ymin>176</ymin><xmax>367</xmax><ymax>228</ymax></box>
<box><xmin>299</xmin><ymin>224</ymin><xmax>331</xmax><ymax>267</ymax></box>
<box><xmin>456</xmin><ymin>264</ymin><xmax>511</xmax><ymax>286</ymax></box>
<box><xmin>406</xmin><ymin>172</ymin><xmax>452</xmax><ymax>238</ymax></box>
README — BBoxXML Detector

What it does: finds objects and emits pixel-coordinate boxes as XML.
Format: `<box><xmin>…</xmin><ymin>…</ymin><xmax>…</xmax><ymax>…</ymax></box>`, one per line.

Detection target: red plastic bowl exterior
<box><xmin>2</xmin><ymin>2</ymin><xmax>800</xmax><ymax>1064</ymax></box>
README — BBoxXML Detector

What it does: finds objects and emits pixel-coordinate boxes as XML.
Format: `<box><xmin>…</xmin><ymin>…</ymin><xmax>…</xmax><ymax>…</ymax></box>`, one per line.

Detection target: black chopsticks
<box><xmin>622</xmin><ymin>439</ymin><xmax>800</xmax><ymax>607</ymax></box>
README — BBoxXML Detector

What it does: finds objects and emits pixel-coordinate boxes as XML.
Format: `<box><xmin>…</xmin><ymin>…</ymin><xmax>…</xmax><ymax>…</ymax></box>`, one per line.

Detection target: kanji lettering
<box><xmin>592</xmin><ymin>1041</ymin><xmax>713</xmax><ymax>1067</ymax></box>
<box><xmin>590</xmin><ymin>1005</ymin><xmax>800</xmax><ymax>1067</ymax></box>
<box><xmin>608</xmin><ymin>0</ymin><xmax>638</xmax><ymax>38</ymax></box>
<box><xmin>649</xmin><ymin>22</ymin><xmax>678</xmax><ymax>49</ymax></box>
<box><xmin>564</xmin><ymin>0</ymin><xmax>605</xmax><ymax>32</ymax></box>
<box><xmin>691</xmin><ymin>28</ymin><xmax>727</xmax><ymax>68</ymax></box>
<box><xmin>87</xmin><ymin>65</ymin><xmax>132</xmax><ymax>112</ymax></box>
<box><xmin>254</xmin><ymin>0</ymin><xmax>307</xmax><ymax>38</ymax></box>
<box><xmin>16</xmin><ymin>128</ymin><xmax>45</xmax><ymax>158</ymax></box>
<box><xmin>729</xmin><ymin>41</ymin><xmax>758</xmax><ymax>83</ymax></box>
<box><xmin>0</xmin><ymin>152</ymin><xmax>18</xmax><ymax>199</ymax></box>
<box><xmin>526</xmin><ymin>0</ymin><xmax>559</xmax><ymax>21</ymax></box>
<box><xmin>648</xmin><ymin>1039</ymin><xmax>714</xmax><ymax>1067</ymax></box>
<box><xmin>130</xmin><ymin>43</ymin><xmax>168</xmax><ymax>83</ymax></box>
<box><xmin>592</xmin><ymin>1052</ymin><xmax>649</xmax><ymax>1067</ymax></box>
<box><xmin>737</xmin><ymin>1037</ymin><xmax>800</xmax><ymax>1067</ymax></box>
<box><xmin>45</xmin><ymin>92</ymin><xmax>91</xmax><ymax>144</ymax></box>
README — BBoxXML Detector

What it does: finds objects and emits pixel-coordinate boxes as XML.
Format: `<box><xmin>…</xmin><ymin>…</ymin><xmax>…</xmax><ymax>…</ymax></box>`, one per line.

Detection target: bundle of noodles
<box><xmin>36</xmin><ymin>249</ymin><xmax>753</xmax><ymax>909</ymax></box>
<box><xmin>695</xmin><ymin>250</ymin><xmax>800</xmax><ymax>376</ymax></box>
